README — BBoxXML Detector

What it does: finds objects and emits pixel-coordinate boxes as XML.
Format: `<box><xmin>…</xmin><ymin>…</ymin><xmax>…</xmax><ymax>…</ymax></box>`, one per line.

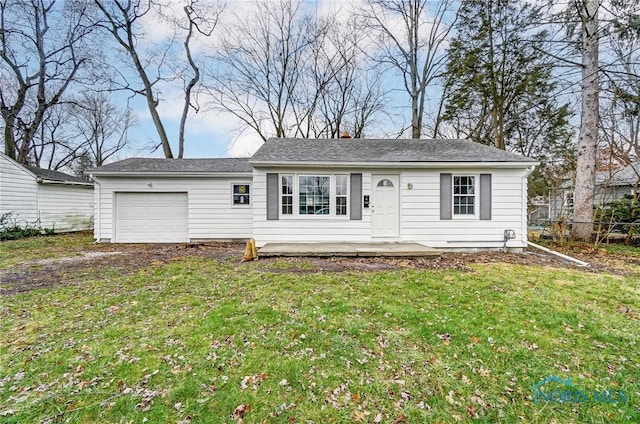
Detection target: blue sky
<box><xmin>116</xmin><ymin>0</ymin><xmax>445</xmax><ymax>160</ymax></box>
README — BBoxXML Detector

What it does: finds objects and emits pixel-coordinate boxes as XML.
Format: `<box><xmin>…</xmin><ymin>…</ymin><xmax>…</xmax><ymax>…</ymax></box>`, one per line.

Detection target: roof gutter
<box><xmin>89</xmin><ymin>171</ymin><xmax>253</xmax><ymax>177</ymax></box>
<box><xmin>249</xmin><ymin>161</ymin><xmax>539</xmax><ymax>169</ymax></box>
<box><xmin>36</xmin><ymin>178</ymin><xmax>94</xmax><ymax>186</ymax></box>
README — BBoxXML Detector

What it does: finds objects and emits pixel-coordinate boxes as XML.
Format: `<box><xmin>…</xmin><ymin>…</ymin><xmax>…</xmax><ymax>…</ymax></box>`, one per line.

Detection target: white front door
<box><xmin>371</xmin><ymin>174</ymin><xmax>400</xmax><ymax>238</ymax></box>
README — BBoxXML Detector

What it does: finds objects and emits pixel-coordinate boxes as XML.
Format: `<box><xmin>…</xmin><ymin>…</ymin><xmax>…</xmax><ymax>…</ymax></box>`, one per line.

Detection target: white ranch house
<box><xmin>89</xmin><ymin>138</ymin><xmax>538</xmax><ymax>250</ymax></box>
<box><xmin>0</xmin><ymin>152</ymin><xmax>94</xmax><ymax>232</ymax></box>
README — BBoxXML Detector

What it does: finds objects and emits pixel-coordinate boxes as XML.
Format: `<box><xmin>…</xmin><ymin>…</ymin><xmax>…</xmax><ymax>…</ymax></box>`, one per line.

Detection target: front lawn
<box><xmin>1</xmin><ymin>235</ymin><xmax>639</xmax><ymax>423</ymax></box>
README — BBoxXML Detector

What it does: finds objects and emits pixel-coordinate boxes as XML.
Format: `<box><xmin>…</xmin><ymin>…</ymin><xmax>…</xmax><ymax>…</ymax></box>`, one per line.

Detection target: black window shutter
<box><xmin>479</xmin><ymin>174</ymin><xmax>492</xmax><ymax>220</ymax></box>
<box><xmin>350</xmin><ymin>173</ymin><xmax>362</xmax><ymax>220</ymax></box>
<box><xmin>440</xmin><ymin>173</ymin><xmax>452</xmax><ymax>220</ymax></box>
<box><xmin>266</xmin><ymin>173</ymin><xmax>279</xmax><ymax>220</ymax></box>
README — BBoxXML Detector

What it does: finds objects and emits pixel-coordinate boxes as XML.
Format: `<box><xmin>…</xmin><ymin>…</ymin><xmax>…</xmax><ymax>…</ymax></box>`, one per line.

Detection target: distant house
<box><xmin>595</xmin><ymin>162</ymin><xmax>639</xmax><ymax>204</ymax></box>
<box><xmin>548</xmin><ymin>162</ymin><xmax>639</xmax><ymax>221</ymax></box>
<box><xmin>89</xmin><ymin>138</ymin><xmax>538</xmax><ymax>251</ymax></box>
<box><xmin>0</xmin><ymin>152</ymin><xmax>94</xmax><ymax>232</ymax></box>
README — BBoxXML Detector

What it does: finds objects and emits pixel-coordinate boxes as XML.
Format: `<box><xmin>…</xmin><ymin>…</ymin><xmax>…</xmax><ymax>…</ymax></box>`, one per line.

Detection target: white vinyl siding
<box><xmin>115</xmin><ymin>192</ymin><xmax>188</xmax><ymax>243</ymax></box>
<box><xmin>38</xmin><ymin>184</ymin><xmax>94</xmax><ymax>231</ymax></box>
<box><xmin>1</xmin><ymin>153</ymin><xmax>93</xmax><ymax>232</ymax></box>
<box><xmin>0</xmin><ymin>153</ymin><xmax>39</xmax><ymax>225</ymax></box>
<box><xmin>253</xmin><ymin>168</ymin><xmax>371</xmax><ymax>245</ymax></box>
<box><xmin>253</xmin><ymin>167</ymin><xmax>529</xmax><ymax>249</ymax></box>
<box><xmin>401</xmin><ymin>169</ymin><xmax>528</xmax><ymax>248</ymax></box>
<box><xmin>93</xmin><ymin>176</ymin><xmax>253</xmax><ymax>242</ymax></box>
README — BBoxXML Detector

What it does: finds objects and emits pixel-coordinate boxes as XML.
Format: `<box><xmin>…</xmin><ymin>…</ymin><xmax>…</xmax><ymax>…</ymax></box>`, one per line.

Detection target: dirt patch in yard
<box><xmin>1</xmin><ymin>242</ymin><xmax>637</xmax><ymax>295</ymax></box>
<box><xmin>254</xmin><ymin>248</ymin><xmax>635</xmax><ymax>275</ymax></box>
<box><xmin>0</xmin><ymin>242</ymin><xmax>241</xmax><ymax>295</ymax></box>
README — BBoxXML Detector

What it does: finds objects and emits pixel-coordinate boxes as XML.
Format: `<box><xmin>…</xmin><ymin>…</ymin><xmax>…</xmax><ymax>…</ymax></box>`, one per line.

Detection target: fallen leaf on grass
<box><xmin>466</xmin><ymin>404</ymin><xmax>478</xmax><ymax>418</ymax></box>
<box><xmin>231</xmin><ymin>404</ymin><xmax>249</xmax><ymax>420</ymax></box>
<box><xmin>240</xmin><ymin>373</ymin><xmax>267</xmax><ymax>391</ymax></box>
<box><xmin>437</xmin><ymin>332</ymin><xmax>451</xmax><ymax>345</ymax></box>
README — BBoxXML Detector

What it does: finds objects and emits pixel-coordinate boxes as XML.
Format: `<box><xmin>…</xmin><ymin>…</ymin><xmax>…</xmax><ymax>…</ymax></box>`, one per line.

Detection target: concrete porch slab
<box><xmin>258</xmin><ymin>242</ymin><xmax>441</xmax><ymax>258</ymax></box>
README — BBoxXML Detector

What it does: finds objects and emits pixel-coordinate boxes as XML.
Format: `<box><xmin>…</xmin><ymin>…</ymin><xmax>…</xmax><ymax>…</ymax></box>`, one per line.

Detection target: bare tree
<box><xmin>0</xmin><ymin>0</ymin><xmax>91</xmax><ymax>163</ymax></box>
<box><xmin>206</xmin><ymin>0</ymin><xmax>386</xmax><ymax>142</ymax></box>
<box><xmin>92</xmin><ymin>0</ymin><xmax>174</xmax><ymax>158</ymax></box>
<box><xmin>175</xmin><ymin>0</ymin><xmax>222</xmax><ymax>158</ymax></box>
<box><xmin>31</xmin><ymin>105</ymin><xmax>84</xmax><ymax>170</ymax></box>
<box><xmin>571</xmin><ymin>0</ymin><xmax>601</xmax><ymax>241</ymax></box>
<box><xmin>206</xmin><ymin>0</ymin><xmax>318</xmax><ymax>141</ymax></box>
<box><xmin>361</xmin><ymin>0</ymin><xmax>457</xmax><ymax>138</ymax></box>
<box><xmin>92</xmin><ymin>0</ymin><xmax>222</xmax><ymax>158</ymax></box>
<box><xmin>70</xmin><ymin>92</ymin><xmax>135</xmax><ymax>166</ymax></box>
<box><xmin>27</xmin><ymin>93</ymin><xmax>135</xmax><ymax>171</ymax></box>
<box><xmin>312</xmin><ymin>20</ymin><xmax>386</xmax><ymax>139</ymax></box>
<box><xmin>600</xmin><ymin>3</ymin><xmax>640</xmax><ymax>167</ymax></box>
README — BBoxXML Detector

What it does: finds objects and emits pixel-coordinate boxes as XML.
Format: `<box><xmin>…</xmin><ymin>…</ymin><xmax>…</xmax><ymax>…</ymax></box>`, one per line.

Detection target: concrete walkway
<box><xmin>258</xmin><ymin>242</ymin><xmax>441</xmax><ymax>258</ymax></box>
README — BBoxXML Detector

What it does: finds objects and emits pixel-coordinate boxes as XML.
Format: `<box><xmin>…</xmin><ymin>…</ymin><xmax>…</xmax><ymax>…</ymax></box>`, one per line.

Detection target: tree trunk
<box><xmin>3</xmin><ymin>116</ymin><xmax>16</xmax><ymax>159</ymax></box>
<box><xmin>571</xmin><ymin>0</ymin><xmax>600</xmax><ymax>241</ymax></box>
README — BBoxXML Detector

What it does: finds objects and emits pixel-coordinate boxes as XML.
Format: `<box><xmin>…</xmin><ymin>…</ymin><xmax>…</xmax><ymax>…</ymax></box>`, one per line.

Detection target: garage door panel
<box><xmin>115</xmin><ymin>192</ymin><xmax>188</xmax><ymax>243</ymax></box>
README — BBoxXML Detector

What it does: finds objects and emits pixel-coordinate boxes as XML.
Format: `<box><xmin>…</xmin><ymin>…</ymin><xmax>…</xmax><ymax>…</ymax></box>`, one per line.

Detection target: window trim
<box><xmin>335</xmin><ymin>174</ymin><xmax>349</xmax><ymax>216</ymax></box>
<box><xmin>280</xmin><ymin>174</ymin><xmax>294</xmax><ymax>215</ymax></box>
<box><xmin>231</xmin><ymin>182</ymin><xmax>251</xmax><ymax>207</ymax></box>
<box><xmin>278</xmin><ymin>173</ymin><xmax>350</xmax><ymax>219</ymax></box>
<box><xmin>452</xmin><ymin>174</ymin><xmax>478</xmax><ymax>219</ymax></box>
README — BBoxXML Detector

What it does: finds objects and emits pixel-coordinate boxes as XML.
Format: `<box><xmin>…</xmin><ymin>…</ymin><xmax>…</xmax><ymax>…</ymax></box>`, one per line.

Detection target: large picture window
<box><xmin>453</xmin><ymin>175</ymin><xmax>476</xmax><ymax>215</ymax></box>
<box><xmin>299</xmin><ymin>176</ymin><xmax>330</xmax><ymax>215</ymax></box>
<box><xmin>279</xmin><ymin>174</ymin><xmax>349</xmax><ymax>217</ymax></box>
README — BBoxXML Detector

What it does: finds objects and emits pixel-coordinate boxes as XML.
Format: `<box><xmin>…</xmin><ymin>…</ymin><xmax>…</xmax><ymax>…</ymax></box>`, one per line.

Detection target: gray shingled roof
<box><xmin>89</xmin><ymin>157</ymin><xmax>253</xmax><ymax>174</ymax></box>
<box><xmin>25</xmin><ymin>165</ymin><xmax>89</xmax><ymax>184</ymax></box>
<box><xmin>250</xmin><ymin>138</ymin><xmax>537</xmax><ymax>164</ymax></box>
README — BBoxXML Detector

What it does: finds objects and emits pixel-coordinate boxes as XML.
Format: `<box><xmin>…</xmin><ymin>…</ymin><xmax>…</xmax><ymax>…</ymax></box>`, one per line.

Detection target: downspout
<box><xmin>522</xmin><ymin>165</ymin><xmax>536</xmax><ymax>246</ymax></box>
<box><xmin>36</xmin><ymin>178</ymin><xmax>41</xmax><ymax>227</ymax></box>
<box><xmin>526</xmin><ymin>241</ymin><xmax>589</xmax><ymax>267</ymax></box>
<box><xmin>91</xmin><ymin>175</ymin><xmax>101</xmax><ymax>242</ymax></box>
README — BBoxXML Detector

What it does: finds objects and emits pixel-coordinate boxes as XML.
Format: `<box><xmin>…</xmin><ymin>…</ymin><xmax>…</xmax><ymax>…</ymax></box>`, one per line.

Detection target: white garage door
<box><xmin>115</xmin><ymin>192</ymin><xmax>188</xmax><ymax>243</ymax></box>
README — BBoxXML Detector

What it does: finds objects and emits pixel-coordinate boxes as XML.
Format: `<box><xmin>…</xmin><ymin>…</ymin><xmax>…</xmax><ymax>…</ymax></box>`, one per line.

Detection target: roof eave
<box><xmin>89</xmin><ymin>171</ymin><xmax>253</xmax><ymax>177</ymax></box>
<box><xmin>37</xmin><ymin>178</ymin><xmax>93</xmax><ymax>186</ymax></box>
<box><xmin>249</xmin><ymin>160</ymin><xmax>539</xmax><ymax>169</ymax></box>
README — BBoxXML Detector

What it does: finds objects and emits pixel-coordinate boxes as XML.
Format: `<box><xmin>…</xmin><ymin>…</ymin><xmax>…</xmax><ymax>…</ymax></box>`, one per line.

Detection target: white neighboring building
<box><xmin>89</xmin><ymin>139</ymin><xmax>538</xmax><ymax>251</ymax></box>
<box><xmin>0</xmin><ymin>152</ymin><xmax>94</xmax><ymax>232</ymax></box>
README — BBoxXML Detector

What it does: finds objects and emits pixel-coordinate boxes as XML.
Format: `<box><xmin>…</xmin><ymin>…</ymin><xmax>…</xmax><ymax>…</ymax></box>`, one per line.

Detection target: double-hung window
<box><xmin>281</xmin><ymin>175</ymin><xmax>294</xmax><ymax>215</ymax></box>
<box><xmin>279</xmin><ymin>174</ymin><xmax>348</xmax><ymax>217</ymax></box>
<box><xmin>335</xmin><ymin>175</ymin><xmax>348</xmax><ymax>216</ymax></box>
<box><xmin>453</xmin><ymin>175</ymin><xmax>476</xmax><ymax>216</ymax></box>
